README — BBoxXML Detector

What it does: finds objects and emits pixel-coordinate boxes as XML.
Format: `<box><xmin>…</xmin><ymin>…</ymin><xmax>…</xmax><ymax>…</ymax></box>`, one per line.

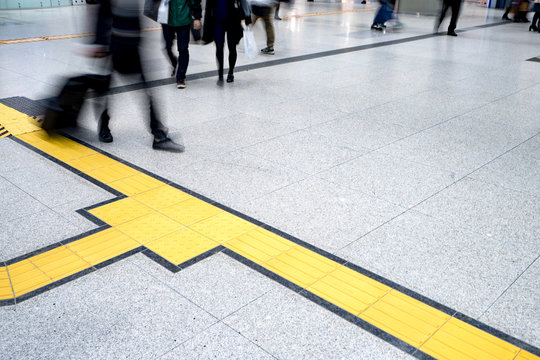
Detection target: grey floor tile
<box><xmin>236</xmin><ymin>177</ymin><xmax>405</xmax><ymax>253</ymax></box>
<box><xmin>414</xmin><ymin>177</ymin><xmax>540</xmax><ymax>255</ymax></box>
<box><xmin>0</xmin><ymin>208</ymin><xmax>82</xmax><ymax>261</ymax></box>
<box><xmin>223</xmin><ymin>286</ymin><xmax>414</xmax><ymax>360</ymax></box>
<box><xmin>159</xmin><ymin>150</ymin><xmax>307</xmax><ymax>207</ymax></box>
<box><xmin>160</xmin><ymin>322</ymin><xmax>275</xmax><ymax>359</ymax></box>
<box><xmin>147</xmin><ymin>253</ymin><xmax>282</xmax><ymax>320</ymax></box>
<box><xmin>242</xmin><ymin>128</ymin><xmax>365</xmax><ymax>175</ymax></box>
<box><xmin>469</xmin><ymin>145</ymin><xmax>540</xmax><ymax>196</ymax></box>
<box><xmin>319</xmin><ymin>150</ymin><xmax>457</xmax><ymax>207</ymax></box>
<box><xmin>480</xmin><ymin>257</ymin><xmax>540</xmax><ymax>349</ymax></box>
<box><xmin>311</xmin><ymin>112</ymin><xmax>417</xmax><ymax>151</ymax></box>
<box><xmin>336</xmin><ymin>210</ymin><xmax>533</xmax><ymax>318</ymax></box>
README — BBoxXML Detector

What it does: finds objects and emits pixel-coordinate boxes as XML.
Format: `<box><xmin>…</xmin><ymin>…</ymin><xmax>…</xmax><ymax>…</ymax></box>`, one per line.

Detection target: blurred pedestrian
<box><xmin>251</xmin><ymin>0</ymin><xmax>277</xmax><ymax>54</ymax></box>
<box><xmin>202</xmin><ymin>0</ymin><xmax>252</xmax><ymax>82</ymax></box>
<box><xmin>531</xmin><ymin>0</ymin><xmax>540</xmax><ymax>31</ymax></box>
<box><xmin>371</xmin><ymin>0</ymin><xmax>396</xmax><ymax>30</ymax></box>
<box><xmin>94</xmin><ymin>0</ymin><xmax>184</xmax><ymax>152</ymax></box>
<box><xmin>435</xmin><ymin>0</ymin><xmax>462</xmax><ymax>36</ymax></box>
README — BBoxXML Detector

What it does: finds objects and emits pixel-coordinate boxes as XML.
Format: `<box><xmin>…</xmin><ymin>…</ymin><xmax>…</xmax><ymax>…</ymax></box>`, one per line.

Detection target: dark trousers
<box><xmin>438</xmin><ymin>0</ymin><xmax>461</xmax><ymax>32</ymax></box>
<box><xmin>162</xmin><ymin>24</ymin><xmax>191</xmax><ymax>82</ymax></box>
<box><xmin>214</xmin><ymin>20</ymin><xmax>238</xmax><ymax>76</ymax></box>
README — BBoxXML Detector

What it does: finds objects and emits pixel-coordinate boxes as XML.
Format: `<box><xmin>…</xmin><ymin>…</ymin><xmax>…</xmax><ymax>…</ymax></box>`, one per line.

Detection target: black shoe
<box><xmin>371</xmin><ymin>23</ymin><xmax>383</xmax><ymax>31</ymax></box>
<box><xmin>226</xmin><ymin>74</ymin><xmax>234</xmax><ymax>83</ymax></box>
<box><xmin>361</xmin><ymin>0</ymin><xmax>366</xmax><ymax>3</ymax></box>
<box><xmin>447</xmin><ymin>30</ymin><xmax>458</xmax><ymax>36</ymax></box>
<box><xmin>152</xmin><ymin>138</ymin><xmax>185</xmax><ymax>153</ymax></box>
<box><xmin>529</xmin><ymin>25</ymin><xmax>538</xmax><ymax>31</ymax></box>
<box><xmin>261</xmin><ymin>46</ymin><xmax>275</xmax><ymax>55</ymax></box>
<box><xmin>502</xmin><ymin>15</ymin><xmax>511</xmax><ymax>20</ymax></box>
<box><xmin>275</xmin><ymin>15</ymin><xmax>282</xmax><ymax>20</ymax></box>
<box><xmin>98</xmin><ymin>128</ymin><xmax>113</xmax><ymax>143</ymax></box>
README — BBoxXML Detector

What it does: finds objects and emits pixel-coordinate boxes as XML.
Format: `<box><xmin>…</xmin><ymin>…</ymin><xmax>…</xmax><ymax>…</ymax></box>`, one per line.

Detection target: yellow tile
<box><xmin>263</xmin><ymin>247</ymin><xmax>340</xmax><ymax>288</ymax></box>
<box><xmin>307</xmin><ymin>266</ymin><xmax>390</xmax><ymax>315</ymax></box>
<box><xmin>421</xmin><ymin>317</ymin><xmax>520</xmax><ymax>360</ymax></box>
<box><xmin>0</xmin><ymin>267</ymin><xmax>13</xmax><ymax>300</ymax></box>
<box><xmin>0</xmin><ymin>267</ymin><xmax>9</xmax><ymax>280</ymax></box>
<box><xmin>87</xmin><ymin>163</ymin><xmax>138</xmax><ymax>184</ymax></box>
<box><xmin>89</xmin><ymin>198</ymin><xmax>154</xmax><ymax>226</ymax></box>
<box><xmin>7</xmin><ymin>260</ymin><xmax>44</xmax><ymax>279</ymax></box>
<box><xmin>189</xmin><ymin>212</ymin><xmax>256</xmax><ymax>244</ymax></box>
<box><xmin>66</xmin><ymin>154</ymin><xmax>117</xmax><ymax>173</ymax></box>
<box><xmin>108</xmin><ymin>173</ymin><xmax>164</xmax><ymax>196</ymax></box>
<box><xmin>133</xmin><ymin>185</ymin><xmax>192</xmax><ymax>210</ymax></box>
<box><xmin>116</xmin><ymin>212</ymin><xmax>183</xmax><ymax>244</ymax></box>
<box><xmin>11</xmin><ymin>272</ymin><xmax>52</xmax><ymax>297</ymax></box>
<box><xmin>360</xmin><ymin>290</ymin><xmax>450</xmax><ymax>348</ymax></box>
<box><xmin>225</xmin><ymin>228</ymin><xmax>296</xmax><ymax>264</ymax></box>
<box><xmin>515</xmin><ymin>350</ymin><xmax>540</xmax><ymax>360</ymax></box>
<box><xmin>146</xmin><ymin>228</ymin><xmax>219</xmax><ymax>265</ymax></box>
<box><xmin>67</xmin><ymin>228</ymin><xmax>140</xmax><ymax>266</ymax></box>
<box><xmin>8</xmin><ymin>261</ymin><xmax>52</xmax><ymax>297</ymax></box>
<box><xmin>160</xmin><ymin>197</ymin><xmax>222</xmax><ymax>225</ymax></box>
<box><xmin>28</xmin><ymin>246</ymin><xmax>90</xmax><ymax>281</ymax></box>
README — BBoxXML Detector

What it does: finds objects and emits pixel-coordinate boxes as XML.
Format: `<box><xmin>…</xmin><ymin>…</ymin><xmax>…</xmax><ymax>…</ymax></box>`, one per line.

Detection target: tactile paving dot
<box><xmin>189</xmin><ymin>212</ymin><xmax>256</xmax><ymax>244</ymax></box>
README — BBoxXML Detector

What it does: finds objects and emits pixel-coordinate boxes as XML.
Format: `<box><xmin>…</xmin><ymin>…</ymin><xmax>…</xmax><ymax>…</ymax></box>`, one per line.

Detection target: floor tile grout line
<box><xmin>4</xmin><ymin>105</ymin><xmax>540</xmax><ymax>355</ymax></box>
<box><xmin>479</xmin><ymin>253</ymin><xmax>540</xmax><ymax>320</ymax></box>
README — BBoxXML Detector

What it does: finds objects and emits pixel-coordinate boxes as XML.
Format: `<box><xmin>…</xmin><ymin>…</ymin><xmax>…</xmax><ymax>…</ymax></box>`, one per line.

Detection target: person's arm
<box><xmin>239</xmin><ymin>0</ymin><xmax>252</xmax><ymax>23</ymax></box>
<box><xmin>191</xmin><ymin>0</ymin><xmax>202</xmax><ymax>29</ymax></box>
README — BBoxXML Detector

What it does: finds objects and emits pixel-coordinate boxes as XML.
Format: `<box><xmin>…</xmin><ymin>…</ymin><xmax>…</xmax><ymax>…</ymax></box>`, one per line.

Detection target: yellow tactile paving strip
<box><xmin>0</xmin><ymin>106</ymin><xmax>538</xmax><ymax>360</ymax></box>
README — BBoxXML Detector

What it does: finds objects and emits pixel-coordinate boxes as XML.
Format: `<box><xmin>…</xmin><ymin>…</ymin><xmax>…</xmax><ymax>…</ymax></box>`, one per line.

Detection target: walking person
<box><xmin>371</xmin><ymin>0</ymin><xmax>396</xmax><ymax>30</ymax></box>
<box><xmin>202</xmin><ymin>0</ymin><xmax>251</xmax><ymax>82</ymax></box>
<box><xmin>435</xmin><ymin>0</ymin><xmax>462</xmax><ymax>36</ymax></box>
<box><xmin>161</xmin><ymin>0</ymin><xmax>203</xmax><ymax>88</ymax></box>
<box><xmin>94</xmin><ymin>0</ymin><xmax>184</xmax><ymax>152</ymax></box>
<box><xmin>251</xmin><ymin>0</ymin><xmax>277</xmax><ymax>54</ymax></box>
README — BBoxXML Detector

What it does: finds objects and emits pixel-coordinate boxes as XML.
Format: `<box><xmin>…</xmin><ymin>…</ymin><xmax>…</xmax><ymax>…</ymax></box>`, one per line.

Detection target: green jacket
<box><xmin>168</xmin><ymin>0</ymin><xmax>202</xmax><ymax>27</ymax></box>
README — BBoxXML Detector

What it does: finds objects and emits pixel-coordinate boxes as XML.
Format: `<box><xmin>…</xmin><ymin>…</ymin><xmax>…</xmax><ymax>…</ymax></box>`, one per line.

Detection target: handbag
<box><xmin>157</xmin><ymin>0</ymin><xmax>170</xmax><ymax>24</ymax></box>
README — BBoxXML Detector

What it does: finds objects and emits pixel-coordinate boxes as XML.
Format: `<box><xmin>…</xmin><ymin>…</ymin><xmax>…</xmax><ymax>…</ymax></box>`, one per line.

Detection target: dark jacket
<box><xmin>144</xmin><ymin>0</ymin><xmax>202</xmax><ymax>24</ymax></box>
<box><xmin>202</xmin><ymin>0</ymin><xmax>250</xmax><ymax>44</ymax></box>
<box><xmin>95</xmin><ymin>0</ymin><xmax>143</xmax><ymax>74</ymax></box>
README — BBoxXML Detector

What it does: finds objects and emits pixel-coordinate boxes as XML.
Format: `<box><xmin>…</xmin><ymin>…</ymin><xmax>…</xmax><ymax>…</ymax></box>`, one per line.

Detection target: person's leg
<box><xmin>176</xmin><ymin>25</ymin><xmax>191</xmax><ymax>85</ymax></box>
<box><xmin>437</xmin><ymin>0</ymin><xmax>450</xmax><ymax>31</ymax></box>
<box><xmin>214</xmin><ymin>20</ymin><xmax>226</xmax><ymax>79</ymax></box>
<box><xmin>262</xmin><ymin>9</ymin><xmax>275</xmax><ymax>49</ymax></box>
<box><xmin>226</xmin><ymin>29</ymin><xmax>237</xmax><ymax>82</ymax></box>
<box><xmin>161</xmin><ymin>25</ymin><xmax>177</xmax><ymax>75</ymax></box>
<box><xmin>448</xmin><ymin>0</ymin><xmax>461</xmax><ymax>33</ymax></box>
<box><xmin>373</xmin><ymin>3</ymin><xmax>386</xmax><ymax>25</ymax></box>
<box><xmin>275</xmin><ymin>2</ymin><xmax>282</xmax><ymax>19</ymax></box>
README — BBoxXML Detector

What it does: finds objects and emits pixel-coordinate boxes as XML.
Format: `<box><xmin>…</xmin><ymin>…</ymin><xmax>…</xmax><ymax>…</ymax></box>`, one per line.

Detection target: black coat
<box><xmin>202</xmin><ymin>0</ymin><xmax>250</xmax><ymax>44</ymax></box>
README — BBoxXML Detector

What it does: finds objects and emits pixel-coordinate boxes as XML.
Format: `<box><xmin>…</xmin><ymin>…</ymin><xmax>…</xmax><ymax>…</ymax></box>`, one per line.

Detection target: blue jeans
<box><xmin>162</xmin><ymin>24</ymin><xmax>191</xmax><ymax>82</ymax></box>
<box><xmin>373</xmin><ymin>3</ymin><xmax>394</xmax><ymax>24</ymax></box>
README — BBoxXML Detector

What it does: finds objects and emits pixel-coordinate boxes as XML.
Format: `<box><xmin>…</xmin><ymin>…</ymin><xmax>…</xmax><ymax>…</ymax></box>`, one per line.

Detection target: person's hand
<box><xmin>245</xmin><ymin>16</ymin><xmax>252</xmax><ymax>25</ymax></box>
<box><xmin>193</xmin><ymin>19</ymin><xmax>201</xmax><ymax>30</ymax></box>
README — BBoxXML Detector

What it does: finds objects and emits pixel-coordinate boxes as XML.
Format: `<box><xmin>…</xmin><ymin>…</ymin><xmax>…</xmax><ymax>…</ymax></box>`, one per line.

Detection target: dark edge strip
<box><xmin>20</xmin><ymin>21</ymin><xmax>508</xmax><ymax>101</ymax></box>
<box><xmin>298</xmin><ymin>289</ymin><xmax>424</xmax><ymax>357</ymax></box>
<box><xmin>178</xmin><ymin>245</ymin><xmax>225</xmax><ymax>269</ymax></box>
<box><xmin>75</xmin><ymin>209</ymin><xmax>109</xmax><ymax>227</ymax></box>
<box><xmin>0</xmin><ymin>130</ymin><xmax>8</xmax><ymax>136</ymax></box>
<box><xmin>223</xmin><ymin>248</ymin><xmax>435</xmax><ymax>359</ymax></box>
<box><xmin>9</xmin><ymin>136</ymin><xmax>124</xmax><ymax>197</ymax></box>
<box><xmin>142</xmin><ymin>248</ymin><xmax>181</xmax><ymax>273</ymax></box>
<box><xmin>92</xmin><ymin>246</ymin><xmax>144</xmax><ymax>270</ymax></box>
<box><xmin>222</xmin><ymin>248</ymin><xmax>304</xmax><ymax>293</ymax></box>
<box><xmin>526</xmin><ymin>57</ymin><xmax>540</xmax><ymax>63</ymax></box>
<box><xmin>454</xmin><ymin>313</ymin><xmax>540</xmax><ymax>357</ymax></box>
<box><xmin>13</xmin><ymin>267</ymin><xmax>97</xmax><ymax>305</ymax></box>
<box><xmin>0</xmin><ymin>247</ymin><xmax>144</xmax><ymax>307</ymax></box>
<box><xmin>4</xmin><ymin>226</ymin><xmax>110</xmax><ymax>265</ymax></box>
<box><xmin>80</xmin><ymin>195</ymin><xmax>127</xmax><ymax>212</ymax></box>
<box><xmin>4</xmin><ymin>99</ymin><xmax>539</xmax><ymax>355</ymax></box>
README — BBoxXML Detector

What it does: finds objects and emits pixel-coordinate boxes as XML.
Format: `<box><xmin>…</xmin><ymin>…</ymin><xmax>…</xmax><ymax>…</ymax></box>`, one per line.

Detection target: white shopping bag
<box><xmin>243</xmin><ymin>26</ymin><xmax>258</xmax><ymax>59</ymax></box>
<box><xmin>157</xmin><ymin>0</ymin><xmax>170</xmax><ymax>24</ymax></box>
